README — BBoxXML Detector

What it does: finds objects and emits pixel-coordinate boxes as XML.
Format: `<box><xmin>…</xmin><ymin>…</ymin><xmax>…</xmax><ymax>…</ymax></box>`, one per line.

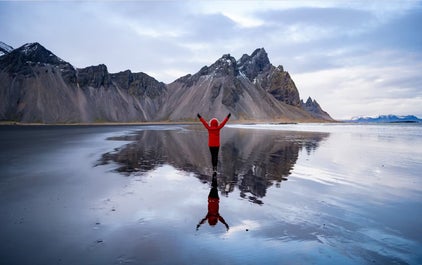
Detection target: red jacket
<box><xmin>208</xmin><ymin>197</ymin><xmax>220</xmax><ymax>215</ymax></box>
<box><xmin>199</xmin><ymin>116</ymin><xmax>229</xmax><ymax>147</ymax></box>
<box><xmin>197</xmin><ymin>197</ymin><xmax>229</xmax><ymax>228</ymax></box>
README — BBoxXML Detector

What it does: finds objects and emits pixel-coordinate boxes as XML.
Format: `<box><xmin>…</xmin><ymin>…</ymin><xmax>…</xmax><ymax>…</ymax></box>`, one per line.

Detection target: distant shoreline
<box><xmin>0</xmin><ymin>119</ymin><xmax>337</xmax><ymax>126</ymax></box>
<box><xmin>0</xmin><ymin>121</ymin><xmax>194</xmax><ymax>126</ymax></box>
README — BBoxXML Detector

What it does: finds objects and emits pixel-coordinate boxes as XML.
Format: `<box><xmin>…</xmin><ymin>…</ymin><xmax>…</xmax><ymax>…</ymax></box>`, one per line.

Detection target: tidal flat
<box><xmin>1</xmin><ymin>123</ymin><xmax>421</xmax><ymax>265</ymax></box>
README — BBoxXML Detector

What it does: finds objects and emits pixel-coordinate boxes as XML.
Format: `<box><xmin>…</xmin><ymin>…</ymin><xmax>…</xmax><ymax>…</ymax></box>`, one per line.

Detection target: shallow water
<box><xmin>0</xmin><ymin>124</ymin><xmax>421</xmax><ymax>265</ymax></box>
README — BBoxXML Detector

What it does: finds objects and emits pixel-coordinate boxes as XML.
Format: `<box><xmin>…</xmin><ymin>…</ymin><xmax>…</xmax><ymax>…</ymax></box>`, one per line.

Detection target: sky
<box><xmin>0</xmin><ymin>0</ymin><xmax>421</xmax><ymax>120</ymax></box>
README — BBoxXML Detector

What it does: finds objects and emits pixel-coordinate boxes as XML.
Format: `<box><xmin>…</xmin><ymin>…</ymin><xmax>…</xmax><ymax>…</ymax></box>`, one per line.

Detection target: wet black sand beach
<box><xmin>1</xmin><ymin>124</ymin><xmax>421</xmax><ymax>265</ymax></box>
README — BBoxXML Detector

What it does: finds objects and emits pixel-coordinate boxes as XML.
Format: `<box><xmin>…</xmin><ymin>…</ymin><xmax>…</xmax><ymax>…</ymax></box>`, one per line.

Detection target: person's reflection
<box><xmin>196</xmin><ymin>172</ymin><xmax>229</xmax><ymax>231</ymax></box>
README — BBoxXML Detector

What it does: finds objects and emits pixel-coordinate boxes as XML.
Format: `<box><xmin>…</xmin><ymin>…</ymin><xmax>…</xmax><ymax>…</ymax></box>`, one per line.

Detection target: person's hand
<box><xmin>197</xmin><ymin>113</ymin><xmax>201</xmax><ymax>119</ymax></box>
<box><xmin>227</xmin><ymin>113</ymin><xmax>231</xmax><ymax>118</ymax></box>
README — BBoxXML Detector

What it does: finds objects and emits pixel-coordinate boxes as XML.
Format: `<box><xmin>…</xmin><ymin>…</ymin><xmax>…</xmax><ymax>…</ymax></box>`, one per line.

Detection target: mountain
<box><xmin>0</xmin><ymin>42</ymin><xmax>333</xmax><ymax>123</ymax></box>
<box><xmin>301</xmin><ymin>97</ymin><xmax>332</xmax><ymax>120</ymax></box>
<box><xmin>349</xmin><ymin>115</ymin><xmax>422</xmax><ymax>123</ymax></box>
<box><xmin>0</xmin><ymin>42</ymin><xmax>167</xmax><ymax>123</ymax></box>
<box><xmin>0</xmin><ymin>42</ymin><xmax>13</xmax><ymax>56</ymax></box>
<box><xmin>158</xmin><ymin>48</ymin><xmax>333</xmax><ymax>121</ymax></box>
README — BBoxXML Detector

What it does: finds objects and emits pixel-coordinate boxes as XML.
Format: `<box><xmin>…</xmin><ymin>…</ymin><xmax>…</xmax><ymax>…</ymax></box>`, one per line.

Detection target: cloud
<box><xmin>0</xmin><ymin>0</ymin><xmax>421</xmax><ymax>118</ymax></box>
<box><xmin>293</xmin><ymin>50</ymin><xmax>422</xmax><ymax>119</ymax></box>
<box><xmin>258</xmin><ymin>7</ymin><xmax>375</xmax><ymax>31</ymax></box>
<box><xmin>361</xmin><ymin>7</ymin><xmax>422</xmax><ymax>52</ymax></box>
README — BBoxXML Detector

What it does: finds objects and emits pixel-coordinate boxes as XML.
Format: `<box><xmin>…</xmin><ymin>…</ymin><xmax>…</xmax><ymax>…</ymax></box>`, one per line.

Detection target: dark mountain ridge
<box><xmin>0</xmin><ymin>42</ymin><xmax>333</xmax><ymax>123</ymax></box>
<box><xmin>0</xmin><ymin>42</ymin><xmax>167</xmax><ymax>123</ymax></box>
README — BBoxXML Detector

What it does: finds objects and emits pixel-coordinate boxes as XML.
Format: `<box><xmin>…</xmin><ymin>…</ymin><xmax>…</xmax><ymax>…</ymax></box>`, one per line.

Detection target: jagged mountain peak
<box><xmin>76</xmin><ymin>64</ymin><xmax>112</xmax><ymax>88</ymax></box>
<box><xmin>209</xmin><ymin>53</ymin><xmax>237</xmax><ymax>70</ymax></box>
<box><xmin>217</xmin><ymin>53</ymin><xmax>236</xmax><ymax>64</ymax></box>
<box><xmin>238</xmin><ymin>48</ymin><xmax>268</xmax><ymax>63</ymax></box>
<box><xmin>302</xmin><ymin>97</ymin><xmax>320</xmax><ymax>108</ymax></box>
<box><xmin>175</xmin><ymin>53</ymin><xmax>239</xmax><ymax>85</ymax></box>
<box><xmin>237</xmin><ymin>48</ymin><xmax>271</xmax><ymax>81</ymax></box>
<box><xmin>18</xmin><ymin>42</ymin><xmax>66</xmax><ymax>65</ymax></box>
<box><xmin>178</xmin><ymin>48</ymin><xmax>273</xmax><ymax>84</ymax></box>
<box><xmin>207</xmin><ymin>53</ymin><xmax>238</xmax><ymax>77</ymax></box>
<box><xmin>305</xmin><ymin>96</ymin><xmax>315</xmax><ymax>105</ymax></box>
<box><xmin>79</xmin><ymin>63</ymin><xmax>108</xmax><ymax>72</ymax></box>
<box><xmin>250</xmin><ymin>47</ymin><xmax>268</xmax><ymax>59</ymax></box>
<box><xmin>301</xmin><ymin>97</ymin><xmax>333</xmax><ymax>121</ymax></box>
<box><xmin>0</xmin><ymin>42</ymin><xmax>73</xmax><ymax>75</ymax></box>
<box><xmin>110</xmin><ymin>69</ymin><xmax>167</xmax><ymax>99</ymax></box>
<box><xmin>20</xmin><ymin>42</ymin><xmax>42</xmax><ymax>54</ymax></box>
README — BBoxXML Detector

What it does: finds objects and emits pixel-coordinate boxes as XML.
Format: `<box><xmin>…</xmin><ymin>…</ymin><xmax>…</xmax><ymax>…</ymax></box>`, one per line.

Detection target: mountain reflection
<box><xmin>99</xmin><ymin>126</ymin><xmax>329</xmax><ymax>204</ymax></box>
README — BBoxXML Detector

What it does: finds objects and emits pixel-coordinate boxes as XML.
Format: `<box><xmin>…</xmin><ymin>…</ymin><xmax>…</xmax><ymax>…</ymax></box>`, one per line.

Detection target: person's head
<box><xmin>208</xmin><ymin>216</ymin><xmax>218</xmax><ymax>226</ymax></box>
<box><xmin>209</xmin><ymin>118</ymin><xmax>219</xmax><ymax>128</ymax></box>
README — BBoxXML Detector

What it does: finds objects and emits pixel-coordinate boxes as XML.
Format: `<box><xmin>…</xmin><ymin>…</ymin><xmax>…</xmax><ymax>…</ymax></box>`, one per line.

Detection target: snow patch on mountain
<box><xmin>0</xmin><ymin>41</ymin><xmax>14</xmax><ymax>56</ymax></box>
<box><xmin>349</xmin><ymin>115</ymin><xmax>421</xmax><ymax>123</ymax></box>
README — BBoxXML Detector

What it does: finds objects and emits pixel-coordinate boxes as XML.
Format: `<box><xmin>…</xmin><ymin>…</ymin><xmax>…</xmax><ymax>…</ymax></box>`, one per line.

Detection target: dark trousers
<box><xmin>209</xmin><ymin>146</ymin><xmax>219</xmax><ymax>170</ymax></box>
<box><xmin>209</xmin><ymin>173</ymin><xmax>219</xmax><ymax>198</ymax></box>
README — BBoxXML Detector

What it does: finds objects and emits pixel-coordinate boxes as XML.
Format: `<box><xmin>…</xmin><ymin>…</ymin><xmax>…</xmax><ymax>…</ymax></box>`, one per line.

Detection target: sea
<box><xmin>0</xmin><ymin>123</ymin><xmax>421</xmax><ymax>265</ymax></box>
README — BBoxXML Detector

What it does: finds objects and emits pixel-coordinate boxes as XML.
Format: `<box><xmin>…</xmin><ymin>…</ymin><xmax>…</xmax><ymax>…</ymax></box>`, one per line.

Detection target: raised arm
<box><xmin>196</xmin><ymin>216</ymin><xmax>207</xmax><ymax>230</ymax></box>
<box><xmin>198</xmin><ymin>113</ymin><xmax>210</xmax><ymax>129</ymax></box>
<box><xmin>217</xmin><ymin>113</ymin><xmax>231</xmax><ymax>129</ymax></box>
<box><xmin>219</xmin><ymin>215</ymin><xmax>229</xmax><ymax>231</ymax></box>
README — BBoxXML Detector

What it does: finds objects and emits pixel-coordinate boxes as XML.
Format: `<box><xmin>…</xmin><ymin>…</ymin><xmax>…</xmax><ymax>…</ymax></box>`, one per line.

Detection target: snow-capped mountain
<box><xmin>349</xmin><ymin>115</ymin><xmax>421</xmax><ymax>123</ymax></box>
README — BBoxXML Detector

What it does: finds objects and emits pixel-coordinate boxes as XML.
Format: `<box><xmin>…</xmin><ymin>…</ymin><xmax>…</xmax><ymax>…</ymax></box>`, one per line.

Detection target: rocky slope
<box><xmin>0</xmin><ymin>42</ymin><xmax>333</xmax><ymax>123</ymax></box>
<box><xmin>0</xmin><ymin>42</ymin><xmax>166</xmax><ymax>123</ymax></box>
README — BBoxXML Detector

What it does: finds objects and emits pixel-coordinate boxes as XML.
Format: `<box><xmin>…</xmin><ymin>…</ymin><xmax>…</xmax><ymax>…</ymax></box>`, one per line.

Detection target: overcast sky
<box><xmin>1</xmin><ymin>0</ymin><xmax>421</xmax><ymax>119</ymax></box>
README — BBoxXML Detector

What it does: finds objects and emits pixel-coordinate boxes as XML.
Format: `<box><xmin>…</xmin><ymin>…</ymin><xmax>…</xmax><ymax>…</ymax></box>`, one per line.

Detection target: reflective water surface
<box><xmin>99</xmin><ymin>126</ymin><xmax>328</xmax><ymax>204</ymax></box>
<box><xmin>0</xmin><ymin>124</ymin><xmax>421</xmax><ymax>265</ymax></box>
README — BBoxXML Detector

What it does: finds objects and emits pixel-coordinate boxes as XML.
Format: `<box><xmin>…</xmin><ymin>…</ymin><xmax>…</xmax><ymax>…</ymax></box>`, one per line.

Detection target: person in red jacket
<box><xmin>197</xmin><ymin>113</ymin><xmax>231</xmax><ymax>171</ymax></box>
<box><xmin>196</xmin><ymin>172</ymin><xmax>229</xmax><ymax>231</ymax></box>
